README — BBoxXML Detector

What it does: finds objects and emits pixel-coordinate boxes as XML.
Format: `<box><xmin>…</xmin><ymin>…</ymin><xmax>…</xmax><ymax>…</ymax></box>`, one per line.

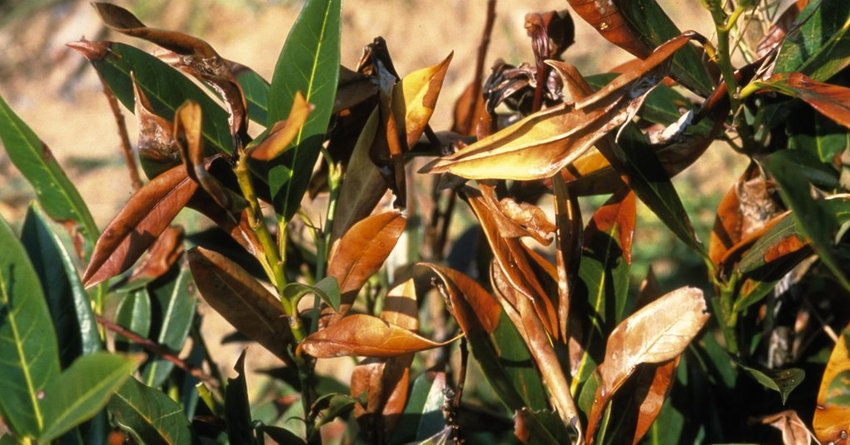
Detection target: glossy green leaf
<box><xmin>789</xmin><ymin>114</ymin><xmax>850</xmax><ymax>163</ymax></box>
<box><xmin>615</xmin><ymin>0</ymin><xmax>714</xmax><ymax>96</ymax></box>
<box><xmin>774</xmin><ymin>0</ymin><xmax>850</xmax><ymax>81</ymax></box>
<box><xmin>236</xmin><ymin>67</ymin><xmax>270</xmax><ymax>127</ymax></box>
<box><xmin>114</xmin><ymin>288</ymin><xmax>152</xmax><ymax>352</ymax></box>
<box><xmin>267</xmin><ymin>0</ymin><xmax>341</xmax><ymax>220</ymax></box>
<box><xmin>604</xmin><ymin>125</ymin><xmax>703</xmax><ymax>255</ymax></box>
<box><xmin>71</xmin><ymin>41</ymin><xmax>232</xmax><ymax>154</ymax></box>
<box><xmin>108</xmin><ymin>377</ymin><xmax>192</xmax><ymax>445</ymax></box>
<box><xmin>142</xmin><ymin>265</ymin><xmax>196</xmax><ymax>387</ymax></box>
<box><xmin>21</xmin><ymin>204</ymin><xmax>100</xmax><ymax>369</ymax></box>
<box><xmin>0</xmin><ymin>94</ymin><xmax>98</xmax><ymax>254</ymax></box>
<box><xmin>225</xmin><ymin>351</ymin><xmax>255</xmax><ymax>445</ymax></box>
<box><xmin>0</xmin><ymin>215</ymin><xmax>60</xmax><ymax>438</ymax></box>
<box><xmin>764</xmin><ymin>150</ymin><xmax>850</xmax><ymax>291</ymax></box>
<box><xmin>388</xmin><ymin>371</ymin><xmax>448</xmax><ymax>444</ymax></box>
<box><xmin>739</xmin><ymin>363</ymin><xmax>805</xmax><ymax>405</ymax></box>
<box><xmin>39</xmin><ymin>352</ymin><xmax>142</xmax><ymax>443</ymax></box>
<box><xmin>283</xmin><ymin>276</ymin><xmax>340</xmax><ymax>312</ymax></box>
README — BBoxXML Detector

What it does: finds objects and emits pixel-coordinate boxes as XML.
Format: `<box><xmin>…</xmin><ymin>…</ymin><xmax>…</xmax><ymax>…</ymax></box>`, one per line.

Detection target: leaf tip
<box><xmin>67</xmin><ymin>40</ymin><xmax>111</xmax><ymax>61</ymax></box>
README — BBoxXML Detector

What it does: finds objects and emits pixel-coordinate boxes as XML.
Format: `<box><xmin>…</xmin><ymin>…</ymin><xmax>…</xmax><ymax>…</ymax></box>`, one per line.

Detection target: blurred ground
<box><xmin>0</xmin><ymin>0</ymin><xmax>746</xmax><ymax>419</ymax></box>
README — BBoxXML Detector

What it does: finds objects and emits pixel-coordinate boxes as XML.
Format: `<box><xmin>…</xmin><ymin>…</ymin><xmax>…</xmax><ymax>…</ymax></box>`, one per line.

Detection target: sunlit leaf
<box><xmin>0</xmin><ymin>94</ymin><xmax>98</xmax><ymax>256</ymax></box>
<box><xmin>283</xmin><ymin>276</ymin><xmax>341</xmax><ymax>313</ymax></box>
<box><xmin>83</xmin><ymin>163</ymin><xmax>199</xmax><ymax>288</ymax></box>
<box><xmin>0</xmin><ymin>215</ymin><xmax>60</xmax><ymax>438</ymax></box>
<box><xmin>775</xmin><ymin>0</ymin><xmax>850</xmax><ymax>81</ymax></box>
<box><xmin>267</xmin><ymin>0</ymin><xmax>341</xmax><ymax>220</ymax></box>
<box><xmin>392</xmin><ymin>53</ymin><xmax>452</xmax><ymax>147</ymax></box>
<box><xmin>300</xmin><ymin>314</ymin><xmax>451</xmax><ymax>358</ymax></box>
<box><xmin>565</xmin><ymin>0</ymin><xmax>652</xmax><ymax>58</ymax></box>
<box><xmin>813</xmin><ymin>324</ymin><xmax>850</xmax><ymax>444</ymax></box>
<box><xmin>249</xmin><ymin>92</ymin><xmax>312</xmax><ymax>161</ymax></box>
<box><xmin>187</xmin><ymin>247</ymin><xmax>294</xmax><ymax>365</ymax></box>
<box><xmin>108</xmin><ymin>377</ymin><xmax>192</xmax><ymax>444</ymax></box>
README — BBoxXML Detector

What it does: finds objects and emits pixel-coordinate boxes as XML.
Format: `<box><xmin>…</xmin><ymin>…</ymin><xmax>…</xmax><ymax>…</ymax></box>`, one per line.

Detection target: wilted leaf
<box><xmin>758</xmin><ymin>410</ymin><xmax>812</xmax><ymax>445</ymax></box>
<box><xmin>187</xmin><ymin>247</ymin><xmax>294</xmax><ymax>365</ymax></box>
<box><xmin>813</xmin><ymin>324</ymin><xmax>850</xmax><ymax>444</ymax></box>
<box><xmin>131</xmin><ymin>74</ymin><xmax>181</xmax><ymax>178</ymax></box>
<box><xmin>392</xmin><ymin>53</ymin><xmax>452</xmax><ymax>148</ymax></box>
<box><xmin>757</xmin><ymin>72</ymin><xmax>850</xmax><ymax>129</ymax></box>
<box><xmin>300</xmin><ymin>314</ymin><xmax>450</xmax><ymax>358</ymax></box>
<box><xmin>83</xmin><ymin>163</ymin><xmax>199</xmax><ymax>288</ymax></box>
<box><xmin>327</xmin><ymin>210</ymin><xmax>407</xmax><ymax>315</ymax></box>
<box><xmin>0</xmin><ymin>94</ymin><xmax>98</xmax><ymax>256</ymax></box>
<box><xmin>109</xmin><ymin>378</ymin><xmax>192</xmax><ymax>445</ymax></box>
<box><xmin>267</xmin><ymin>0</ymin><xmax>341</xmax><ymax>220</ymax></box>
<box><xmin>0</xmin><ymin>215</ymin><xmax>60</xmax><ymax>438</ymax></box>
<box><xmin>124</xmin><ymin>226</ymin><xmax>185</xmax><ymax>289</ymax></box>
<box><xmin>586</xmin><ymin>287</ymin><xmax>708</xmax><ymax>441</ymax></box>
<box><xmin>249</xmin><ymin>92</ymin><xmax>312</xmax><ymax>161</ymax></box>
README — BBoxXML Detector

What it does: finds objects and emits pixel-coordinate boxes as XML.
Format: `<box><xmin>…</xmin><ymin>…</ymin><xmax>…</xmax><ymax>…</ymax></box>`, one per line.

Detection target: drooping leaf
<box><xmin>327</xmin><ymin>210</ymin><xmax>407</xmax><ymax>316</ymax></box>
<box><xmin>68</xmin><ymin>40</ymin><xmax>232</xmax><ymax>154</ymax></box>
<box><xmin>813</xmin><ymin>324</ymin><xmax>850</xmax><ymax>444</ymax></box>
<box><xmin>108</xmin><ymin>377</ymin><xmax>192</xmax><ymax>445</ymax></box>
<box><xmin>586</xmin><ymin>287</ymin><xmax>709</xmax><ymax>441</ymax></box>
<box><xmin>774</xmin><ymin>0</ymin><xmax>850</xmax><ymax>81</ymax></box>
<box><xmin>267</xmin><ymin>0</ymin><xmax>341</xmax><ymax>220</ymax></box>
<box><xmin>300</xmin><ymin>314</ymin><xmax>451</xmax><ymax>358</ymax></box>
<box><xmin>756</xmin><ymin>72</ymin><xmax>850</xmax><ymax>129</ymax></box>
<box><xmin>83</xmin><ymin>163</ymin><xmax>199</xmax><ymax>288</ymax></box>
<box><xmin>565</xmin><ymin>0</ymin><xmax>652</xmax><ymax>58</ymax></box>
<box><xmin>0</xmin><ymin>93</ymin><xmax>98</xmax><ymax>256</ymax></box>
<box><xmin>131</xmin><ymin>74</ymin><xmax>181</xmax><ymax>179</ymax></box>
<box><xmin>123</xmin><ymin>225</ymin><xmax>185</xmax><ymax>290</ymax></box>
<box><xmin>39</xmin><ymin>352</ymin><xmax>143</xmax><ymax>443</ymax></box>
<box><xmin>249</xmin><ymin>92</ymin><xmax>312</xmax><ymax>161</ymax></box>
<box><xmin>763</xmin><ymin>150</ymin><xmax>850</xmax><ymax>291</ymax></box>
<box><xmin>21</xmin><ymin>205</ymin><xmax>100</xmax><ymax>368</ymax></box>
<box><xmin>0</xmin><ymin>215</ymin><xmax>60</xmax><ymax>438</ymax></box>
<box><xmin>739</xmin><ymin>363</ymin><xmax>805</xmax><ymax>405</ymax></box>
<box><xmin>187</xmin><ymin>247</ymin><xmax>294</xmax><ymax>365</ymax></box>
<box><xmin>141</xmin><ymin>265</ymin><xmax>196</xmax><ymax>387</ymax></box>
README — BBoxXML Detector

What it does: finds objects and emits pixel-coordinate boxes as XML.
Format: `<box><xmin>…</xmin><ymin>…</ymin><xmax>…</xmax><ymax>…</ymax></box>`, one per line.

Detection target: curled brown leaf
<box><xmin>300</xmin><ymin>314</ymin><xmax>450</xmax><ymax>358</ymax></box>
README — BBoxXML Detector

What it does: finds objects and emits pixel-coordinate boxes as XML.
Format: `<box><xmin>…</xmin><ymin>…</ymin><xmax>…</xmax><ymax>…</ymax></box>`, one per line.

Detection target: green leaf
<box><xmin>21</xmin><ymin>204</ymin><xmax>100</xmax><ymax>369</ymax></box>
<box><xmin>789</xmin><ymin>113</ymin><xmax>850</xmax><ymax>163</ymax></box>
<box><xmin>605</xmin><ymin>125</ymin><xmax>704</xmax><ymax>255</ymax></box>
<box><xmin>114</xmin><ymin>288</ymin><xmax>152</xmax><ymax>352</ymax></box>
<box><xmin>39</xmin><ymin>352</ymin><xmax>142</xmax><ymax>442</ymax></box>
<box><xmin>73</xmin><ymin>41</ymin><xmax>232</xmax><ymax>154</ymax></box>
<box><xmin>0</xmin><ymin>214</ymin><xmax>60</xmax><ymax>438</ymax></box>
<box><xmin>142</xmin><ymin>265</ymin><xmax>196</xmax><ymax>387</ymax></box>
<box><xmin>108</xmin><ymin>378</ymin><xmax>192</xmax><ymax>445</ymax></box>
<box><xmin>236</xmin><ymin>67</ymin><xmax>270</xmax><ymax>127</ymax></box>
<box><xmin>388</xmin><ymin>371</ymin><xmax>448</xmax><ymax>444</ymax></box>
<box><xmin>225</xmin><ymin>351</ymin><xmax>254</xmax><ymax>445</ymax></box>
<box><xmin>310</xmin><ymin>393</ymin><xmax>356</xmax><ymax>428</ymax></box>
<box><xmin>738</xmin><ymin>363</ymin><xmax>805</xmax><ymax>404</ymax></box>
<box><xmin>763</xmin><ymin>150</ymin><xmax>850</xmax><ymax>291</ymax></box>
<box><xmin>267</xmin><ymin>0</ymin><xmax>341</xmax><ymax>220</ymax></box>
<box><xmin>774</xmin><ymin>0</ymin><xmax>850</xmax><ymax>81</ymax></box>
<box><xmin>615</xmin><ymin>0</ymin><xmax>714</xmax><ymax>96</ymax></box>
<box><xmin>0</xmin><ymin>94</ymin><xmax>98</xmax><ymax>255</ymax></box>
<box><xmin>282</xmin><ymin>276</ymin><xmax>340</xmax><ymax>312</ymax></box>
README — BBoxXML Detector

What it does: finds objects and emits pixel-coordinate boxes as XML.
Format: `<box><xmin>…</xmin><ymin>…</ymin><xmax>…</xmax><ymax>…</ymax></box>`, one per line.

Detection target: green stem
<box><xmin>310</xmin><ymin>150</ymin><xmax>342</xmax><ymax>335</ymax></box>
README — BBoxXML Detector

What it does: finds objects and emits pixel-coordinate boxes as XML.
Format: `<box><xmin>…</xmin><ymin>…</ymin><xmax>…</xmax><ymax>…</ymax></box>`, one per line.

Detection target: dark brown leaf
<box><xmin>300</xmin><ymin>314</ymin><xmax>449</xmax><ymax>358</ymax></box>
<box><xmin>132</xmin><ymin>73</ymin><xmax>180</xmax><ymax>177</ymax></box>
<box><xmin>566</xmin><ymin>0</ymin><xmax>651</xmax><ymax>58</ymax></box>
<box><xmin>419</xmin><ymin>263</ymin><xmax>502</xmax><ymax>335</ymax></box>
<box><xmin>83</xmin><ymin>163</ymin><xmax>199</xmax><ymax>287</ymax></box>
<box><xmin>759</xmin><ymin>410</ymin><xmax>812</xmax><ymax>445</ymax></box>
<box><xmin>584</xmin><ymin>188</ymin><xmax>636</xmax><ymax>263</ymax></box>
<box><xmin>187</xmin><ymin>247</ymin><xmax>294</xmax><ymax>365</ymax></box>
<box><xmin>126</xmin><ymin>225</ymin><xmax>185</xmax><ymax>285</ymax></box>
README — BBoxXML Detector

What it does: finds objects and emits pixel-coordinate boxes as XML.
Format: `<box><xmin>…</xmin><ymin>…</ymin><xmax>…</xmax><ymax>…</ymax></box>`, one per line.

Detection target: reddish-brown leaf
<box><xmin>131</xmin><ymin>74</ymin><xmax>180</xmax><ymax>177</ymax></box>
<box><xmin>419</xmin><ymin>263</ymin><xmax>502</xmax><ymax>335</ymax></box>
<box><xmin>187</xmin><ymin>247</ymin><xmax>294</xmax><ymax>365</ymax></box>
<box><xmin>586</xmin><ymin>287</ymin><xmax>708</xmax><ymax>441</ymax></box>
<box><xmin>584</xmin><ymin>188</ymin><xmax>636</xmax><ymax>263</ymax></box>
<box><xmin>327</xmin><ymin>209</ymin><xmax>407</xmax><ymax>315</ymax></box>
<box><xmin>249</xmin><ymin>92</ymin><xmax>312</xmax><ymax>161</ymax></box>
<box><xmin>566</xmin><ymin>0</ymin><xmax>651</xmax><ymax>58</ymax></box>
<box><xmin>553</xmin><ymin>174</ymin><xmax>583</xmax><ymax>340</ymax></box>
<box><xmin>813</xmin><ymin>324</ymin><xmax>850</xmax><ymax>444</ymax></box>
<box><xmin>83</xmin><ymin>163</ymin><xmax>198</xmax><ymax>287</ymax></box>
<box><xmin>759</xmin><ymin>410</ymin><xmax>812</xmax><ymax>445</ymax></box>
<box><xmin>300</xmin><ymin>314</ymin><xmax>449</xmax><ymax>358</ymax></box>
<box><xmin>126</xmin><ymin>225</ymin><xmax>185</xmax><ymax>284</ymax></box>
<box><xmin>759</xmin><ymin>72</ymin><xmax>850</xmax><ymax>129</ymax></box>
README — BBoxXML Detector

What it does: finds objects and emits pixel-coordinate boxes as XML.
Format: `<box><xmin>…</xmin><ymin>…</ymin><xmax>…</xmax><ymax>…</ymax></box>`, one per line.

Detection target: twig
<box><xmin>95</xmin><ymin>314</ymin><xmax>220</xmax><ymax>388</ymax></box>
<box><xmin>462</xmin><ymin>0</ymin><xmax>497</xmax><ymax>132</ymax></box>
<box><xmin>96</xmin><ymin>74</ymin><xmax>143</xmax><ymax>191</ymax></box>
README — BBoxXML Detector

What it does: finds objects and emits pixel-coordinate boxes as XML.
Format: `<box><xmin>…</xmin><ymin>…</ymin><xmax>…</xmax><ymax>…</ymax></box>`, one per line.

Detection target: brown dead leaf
<box><xmin>584</xmin><ymin>188</ymin><xmax>636</xmax><ymax>264</ymax></box>
<box><xmin>327</xmin><ymin>210</ymin><xmax>407</xmax><ymax>316</ymax></box>
<box><xmin>566</xmin><ymin>0</ymin><xmax>651</xmax><ymax>58</ymax></box>
<box><xmin>131</xmin><ymin>73</ymin><xmax>180</xmax><ymax>178</ymax></box>
<box><xmin>586</xmin><ymin>287</ymin><xmax>709</xmax><ymax>442</ymax></box>
<box><xmin>759</xmin><ymin>73</ymin><xmax>850</xmax><ymax>129</ymax></box>
<box><xmin>83</xmin><ymin>163</ymin><xmax>199</xmax><ymax>287</ymax></box>
<box><xmin>419</xmin><ymin>263</ymin><xmax>502</xmax><ymax>335</ymax></box>
<box><xmin>126</xmin><ymin>225</ymin><xmax>185</xmax><ymax>285</ymax></box>
<box><xmin>759</xmin><ymin>410</ymin><xmax>812</xmax><ymax>445</ymax></box>
<box><xmin>249</xmin><ymin>92</ymin><xmax>312</xmax><ymax>161</ymax></box>
<box><xmin>300</xmin><ymin>314</ymin><xmax>450</xmax><ymax>358</ymax></box>
<box><xmin>187</xmin><ymin>246</ymin><xmax>294</xmax><ymax>366</ymax></box>
<box><xmin>813</xmin><ymin>324</ymin><xmax>850</xmax><ymax>444</ymax></box>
